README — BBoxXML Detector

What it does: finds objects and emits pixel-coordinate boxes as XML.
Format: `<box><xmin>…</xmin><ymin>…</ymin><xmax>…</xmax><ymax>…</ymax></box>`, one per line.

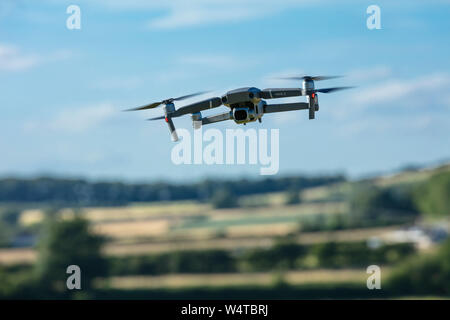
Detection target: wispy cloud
<box><xmin>24</xmin><ymin>103</ymin><xmax>117</xmax><ymax>134</ymax></box>
<box><xmin>327</xmin><ymin>72</ymin><xmax>450</xmax><ymax>136</ymax></box>
<box><xmin>346</xmin><ymin>66</ymin><xmax>392</xmax><ymax>82</ymax></box>
<box><xmin>148</xmin><ymin>5</ymin><xmax>261</xmax><ymax>29</ymax></box>
<box><xmin>0</xmin><ymin>43</ymin><xmax>73</xmax><ymax>72</ymax></box>
<box><xmin>334</xmin><ymin>113</ymin><xmax>446</xmax><ymax>138</ymax></box>
<box><xmin>351</xmin><ymin>73</ymin><xmax>450</xmax><ymax>106</ymax></box>
<box><xmin>85</xmin><ymin>0</ymin><xmax>314</xmax><ymax>29</ymax></box>
<box><xmin>0</xmin><ymin>44</ymin><xmax>38</xmax><ymax>71</ymax></box>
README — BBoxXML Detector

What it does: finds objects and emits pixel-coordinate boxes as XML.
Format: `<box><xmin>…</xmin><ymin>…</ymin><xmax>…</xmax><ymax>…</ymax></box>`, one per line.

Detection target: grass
<box><xmin>97</xmin><ymin>268</ymin><xmax>373</xmax><ymax>290</ymax></box>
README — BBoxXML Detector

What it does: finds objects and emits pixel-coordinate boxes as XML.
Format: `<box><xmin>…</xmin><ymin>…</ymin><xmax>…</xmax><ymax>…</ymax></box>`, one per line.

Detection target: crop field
<box><xmin>17</xmin><ymin>200</ymin><xmax>348</xmax><ymax>244</ymax></box>
<box><xmin>0</xmin><ymin>225</ymin><xmax>401</xmax><ymax>265</ymax></box>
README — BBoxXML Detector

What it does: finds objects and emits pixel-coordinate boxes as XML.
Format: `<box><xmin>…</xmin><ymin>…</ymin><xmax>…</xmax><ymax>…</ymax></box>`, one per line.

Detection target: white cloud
<box><xmin>346</xmin><ymin>66</ymin><xmax>391</xmax><ymax>82</ymax></box>
<box><xmin>334</xmin><ymin>113</ymin><xmax>445</xmax><ymax>138</ymax></box>
<box><xmin>84</xmin><ymin>0</ymin><xmax>314</xmax><ymax>29</ymax></box>
<box><xmin>0</xmin><ymin>44</ymin><xmax>38</xmax><ymax>71</ymax></box>
<box><xmin>0</xmin><ymin>44</ymin><xmax>74</xmax><ymax>72</ymax></box>
<box><xmin>350</xmin><ymin>73</ymin><xmax>450</xmax><ymax>106</ymax></box>
<box><xmin>24</xmin><ymin>103</ymin><xmax>117</xmax><ymax>134</ymax></box>
<box><xmin>323</xmin><ymin>72</ymin><xmax>450</xmax><ymax>137</ymax></box>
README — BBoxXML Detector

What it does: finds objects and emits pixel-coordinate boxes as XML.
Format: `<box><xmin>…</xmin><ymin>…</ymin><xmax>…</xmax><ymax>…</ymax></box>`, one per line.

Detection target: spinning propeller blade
<box><xmin>147</xmin><ymin>115</ymin><xmax>165</xmax><ymax>121</ymax></box>
<box><xmin>278</xmin><ymin>75</ymin><xmax>342</xmax><ymax>81</ymax></box>
<box><xmin>172</xmin><ymin>91</ymin><xmax>211</xmax><ymax>102</ymax></box>
<box><xmin>123</xmin><ymin>91</ymin><xmax>210</xmax><ymax>112</ymax></box>
<box><xmin>314</xmin><ymin>86</ymin><xmax>354</xmax><ymax>93</ymax></box>
<box><xmin>123</xmin><ymin>101</ymin><xmax>163</xmax><ymax>111</ymax></box>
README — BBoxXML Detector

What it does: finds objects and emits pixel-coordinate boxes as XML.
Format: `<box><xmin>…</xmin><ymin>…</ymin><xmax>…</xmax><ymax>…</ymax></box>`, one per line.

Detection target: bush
<box><xmin>299</xmin><ymin>213</ymin><xmax>349</xmax><ymax>232</ymax></box>
<box><xmin>109</xmin><ymin>250</ymin><xmax>237</xmax><ymax>276</ymax></box>
<box><xmin>311</xmin><ymin>241</ymin><xmax>415</xmax><ymax>269</ymax></box>
<box><xmin>242</xmin><ymin>241</ymin><xmax>306</xmax><ymax>272</ymax></box>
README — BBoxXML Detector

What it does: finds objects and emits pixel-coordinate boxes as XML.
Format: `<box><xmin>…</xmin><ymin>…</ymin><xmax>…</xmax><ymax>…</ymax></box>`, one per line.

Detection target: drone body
<box><xmin>125</xmin><ymin>76</ymin><xmax>352</xmax><ymax>141</ymax></box>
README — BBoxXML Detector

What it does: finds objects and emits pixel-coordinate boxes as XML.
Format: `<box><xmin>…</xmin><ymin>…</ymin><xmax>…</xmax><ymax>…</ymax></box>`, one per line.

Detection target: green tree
<box><xmin>388</xmin><ymin>239</ymin><xmax>450</xmax><ymax>295</ymax></box>
<box><xmin>313</xmin><ymin>241</ymin><xmax>339</xmax><ymax>268</ymax></box>
<box><xmin>0</xmin><ymin>208</ymin><xmax>21</xmax><ymax>247</ymax></box>
<box><xmin>349</xmin><ymin>184</ymin><xmax>418</xmax><ymax>225</ymax></box>
<box><xmin>285</xmin><ymin>189</ymin><xmax>301</xmax><ymax>205</ymax></box>
<box><xmin>211</xmin><ymin>188</ymin><xmax>238</xmax><ymax>209</ymax></box>
<box><xmin>413</xmin><ymin>171</ymin><xmax>450</xmax><ymax>217</ymax></box>
<box><xmin>35</xmin><ymin>216</ymin><xmax>107</xmax><ymax>295</ymax></box>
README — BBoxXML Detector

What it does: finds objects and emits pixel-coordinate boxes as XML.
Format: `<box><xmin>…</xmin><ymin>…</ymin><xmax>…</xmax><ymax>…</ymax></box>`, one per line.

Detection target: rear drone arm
<box><xmin>200</xmin><ymin>111</ymin><xmax>233</xmax><ymax>126</ymax></box>
<box><xmin>263</xmin><ymin>102</ymin><xmax>309</xmax><ymax>113</ymax></box>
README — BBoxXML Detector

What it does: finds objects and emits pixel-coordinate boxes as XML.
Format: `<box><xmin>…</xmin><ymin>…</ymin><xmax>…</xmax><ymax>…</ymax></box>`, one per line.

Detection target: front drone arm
<box><xmin>172</xmin><ymin>97</ymin><xmax>222</xmax><ymax>117</ymax></box>
<box><xmin>260</xmin><ymin>88</ymin><xmax>304</xmax><ymax>99</ymax></box>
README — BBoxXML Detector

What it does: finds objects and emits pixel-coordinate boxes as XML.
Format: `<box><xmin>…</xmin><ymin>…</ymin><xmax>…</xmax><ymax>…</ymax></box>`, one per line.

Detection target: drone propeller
<box><xmin>148</xmin><ymin>115</ymin><xmax>165</xmax><ymax>121</ymax></box>
<box><xmin>314</xmin><ymin>86</ymin><xmax>354</xmax><ymax>93</ymax></box>
<box><xmin>143</xmin><ymin>96</ymin><xmax>223</xmax><ymax>142</ymax></box>
<box><xmin>278</xmin><ymin>75</ymin><xmax>342</xmax><ymax>81</ymax></box>
<box><xmin>123</xmin><ymin>91</ymin><xmax>210</xmax><ymax>111</ymax></box>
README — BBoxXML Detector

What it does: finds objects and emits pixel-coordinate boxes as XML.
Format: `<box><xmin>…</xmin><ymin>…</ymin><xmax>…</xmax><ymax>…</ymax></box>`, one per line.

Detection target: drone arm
<box><xmin>263</xmin><ymin>102</ymin><xmax>309</xmax><ymax>114</ymax></box>
<box><xmin>260</xmin><ymin>88</ymin><xmax>304</xmax><ymax>99</ymax></box>
<box><xmin>172</xmin><ymin>97</ymin><xmax>222</xmax><ymax>117</ymax></box>
<box><xmin>201</xmin><ymin>111</ymin><xmax>233</xmax><ymax>125</ymax></box>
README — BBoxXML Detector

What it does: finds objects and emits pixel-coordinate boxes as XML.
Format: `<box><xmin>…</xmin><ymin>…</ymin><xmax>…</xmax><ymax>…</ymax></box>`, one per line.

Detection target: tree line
<box><xmin>0</xmin><ymin>175</ymin><xmax>345</xmax><ymax>206</ymax></box>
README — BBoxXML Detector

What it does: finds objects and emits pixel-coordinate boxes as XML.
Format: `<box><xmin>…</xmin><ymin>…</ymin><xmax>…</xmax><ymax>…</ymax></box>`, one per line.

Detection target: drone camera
<box><xmin>234</xmin><ymin>108</ymin><xmax>248</xmax><ymax>121</ymax></box>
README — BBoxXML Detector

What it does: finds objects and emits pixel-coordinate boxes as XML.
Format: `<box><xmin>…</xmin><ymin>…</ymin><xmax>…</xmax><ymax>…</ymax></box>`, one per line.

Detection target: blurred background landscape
<box><xmin>1</xmin><ymin>0</ymin><xmax>449</xmax><ymax>299</ymax></box>
<box><xmin>0</xmin><ymin>162</ymin><xmax>449</xmax><ymax>299</ymax></box>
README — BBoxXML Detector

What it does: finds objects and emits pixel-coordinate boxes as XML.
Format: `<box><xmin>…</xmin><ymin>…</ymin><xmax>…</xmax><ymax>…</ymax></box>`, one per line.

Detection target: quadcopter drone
<box><xmin>124</xmin><ymin>75</ymin><xmax>352</xmax><ymax>141</ymax></box>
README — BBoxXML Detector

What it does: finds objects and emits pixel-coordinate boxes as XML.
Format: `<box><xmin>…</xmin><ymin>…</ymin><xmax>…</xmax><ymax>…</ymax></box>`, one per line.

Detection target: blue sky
<box><xmin>1</xmin><ymin>0</ymin><xmax>449</xmax><ymax>182</ymax></box>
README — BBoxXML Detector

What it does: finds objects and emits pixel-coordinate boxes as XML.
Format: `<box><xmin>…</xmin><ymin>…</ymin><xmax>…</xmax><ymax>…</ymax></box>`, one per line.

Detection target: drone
<box><xmin>124</xmin><ymin>75</ymin><xmax>353</xmax><ymax>141</ymax></box>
